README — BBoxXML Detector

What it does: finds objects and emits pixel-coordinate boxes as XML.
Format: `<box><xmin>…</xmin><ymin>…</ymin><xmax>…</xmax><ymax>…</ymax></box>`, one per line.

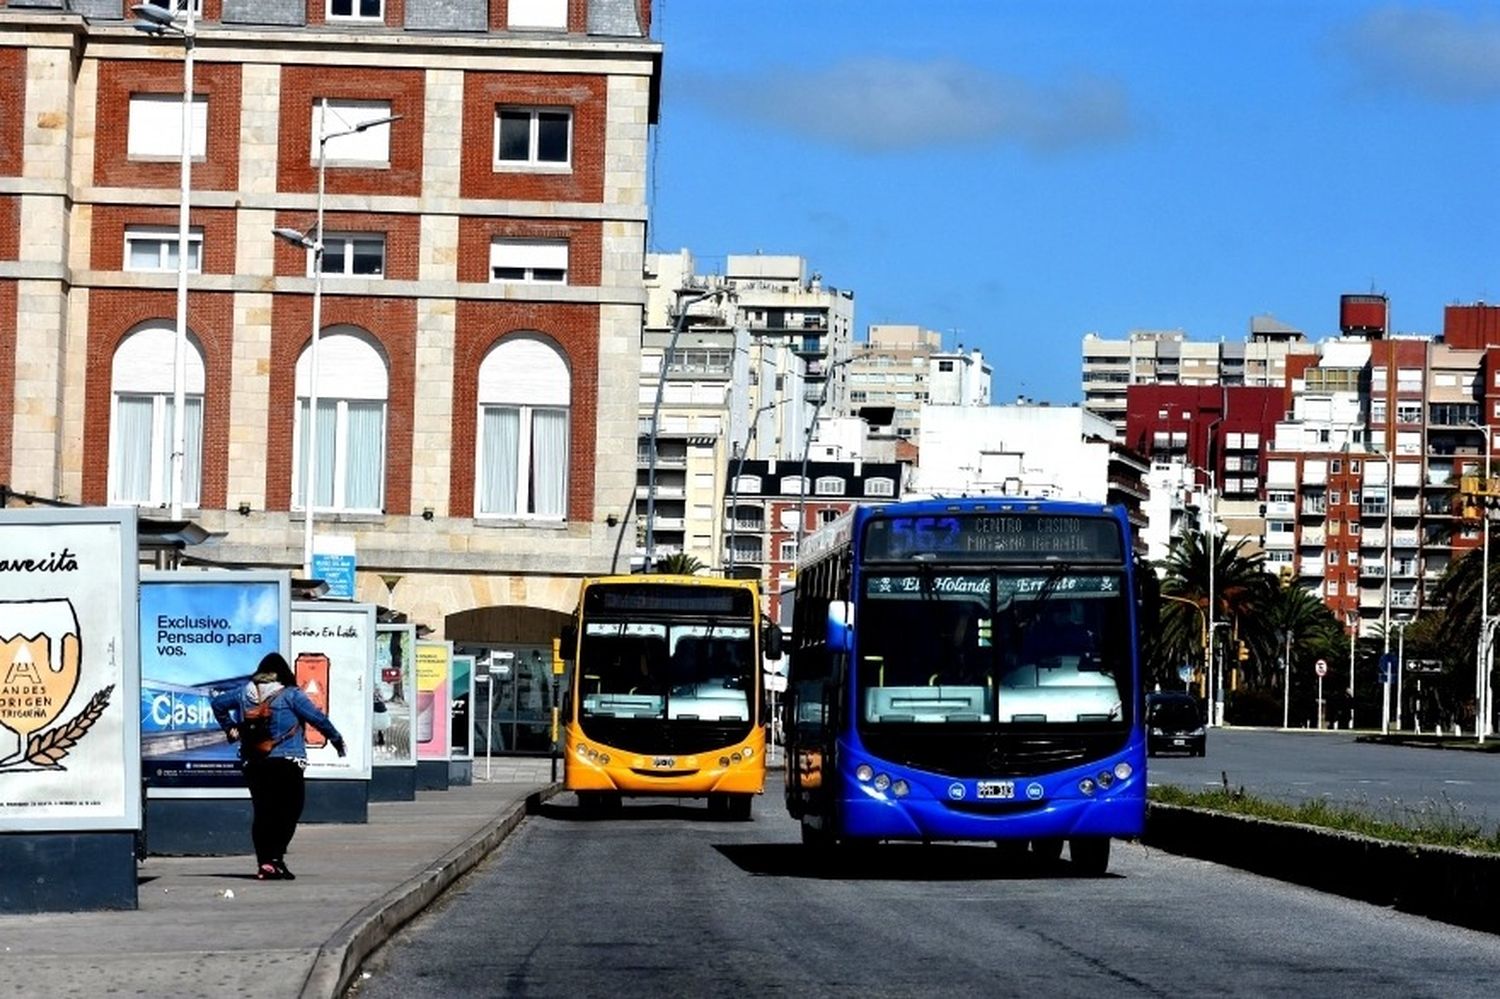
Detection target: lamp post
<box><xmin>726</xmin><ymin>397</ymin><xmax>780</xmax><ymax>576</ymax></box>
<box><xmin>1280</xmin><ymin>627</ymin><xmax>1292</xmax><ymax>730</ymax></box>
<box><xmin>643</xmin><ymin>287</ymin><xmax>729</xmax><ymax>572</ymax></box>
<box><xmin>1391</xmin><ymin>618</ymin><xmax>1410</xmax><ymax>734</ymax></box>
<box><xmin>1347</xmin><ymin>610</ymin><xmax>1358</xmax><ymax>731</ymax></box>
<box><xmin>1470</xmin><ymin>421</ymin><xmax>1492</xmax><ymax>743</ymax></box>
<box><xmin>131</xmin><ymin>1</ymin><xmax>197</xmax><ymax>520</ymax></box>
<box><xmin>274</xmin><ymin>101</ymin><xmax>402</xmax><ymax>576</ymax></box>
<box><xmin>795</xmin><ymin>355</ymin><xmax>852</xmax><ymax>559</ymax></box>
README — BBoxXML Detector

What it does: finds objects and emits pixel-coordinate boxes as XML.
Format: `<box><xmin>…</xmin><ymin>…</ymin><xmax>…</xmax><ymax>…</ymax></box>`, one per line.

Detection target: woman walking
<box><xmin>212</xmin><ymin>651</ymin><xmax>346</xmax><ymax>880</ymax></box>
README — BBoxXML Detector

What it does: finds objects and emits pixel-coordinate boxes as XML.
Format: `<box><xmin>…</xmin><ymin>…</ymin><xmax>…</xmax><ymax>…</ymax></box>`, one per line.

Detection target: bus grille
<box><xmin>859</xmin><ymin>729</ymin><xmax>1127</xmax><ymax>778</ymax></box>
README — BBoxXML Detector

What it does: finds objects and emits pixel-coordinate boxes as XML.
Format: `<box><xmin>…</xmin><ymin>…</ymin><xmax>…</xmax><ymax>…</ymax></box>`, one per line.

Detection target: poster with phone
<box><xmin>450</xmin><ymin>654</ymin><xmax>474</xmax><ymax>760</ymax></box>
<box><xmin>139</xmin><ymin>570</ymin><xmax>289</xmax><ymax>795</ymax></box>
<box><xmin>373</xmin><ymin>623</ymin><xmax>417</xmax><ymax>768</ymax></box>
<box><xmin>414</xmin><ymin>640</ymin><xmax>451</xmax><ymax>761</ymax></box>
<box><xmin>0</xmin><ymin>508</ymin><xmax>140</xmax><ymax>832</ymax></box>
<box><xmin>289</xmin><ymin>602</ymin><xmax>375</xmax><ymax>781</ymax></box>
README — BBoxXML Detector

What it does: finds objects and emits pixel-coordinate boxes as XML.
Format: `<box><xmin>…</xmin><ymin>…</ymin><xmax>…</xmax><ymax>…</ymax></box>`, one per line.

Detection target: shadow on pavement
<box><xmin>712</xmin><ymin>842</ymin><xmax>1121</xmax><ymax>882</ymax></box>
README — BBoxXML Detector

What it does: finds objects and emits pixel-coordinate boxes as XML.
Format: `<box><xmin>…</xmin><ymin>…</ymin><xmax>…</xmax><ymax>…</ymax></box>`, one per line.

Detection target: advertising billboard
<box><xmin>139</xmin><ymin>570</ymin><xmax>290</xmax><ymax>794</ymax></box>
<box><xmin>289</xmin><ymin>602</ymin><xmax>375</xmax><ymax>781</ymax></box>
<box><xmin>0</xmin><ymin>508</ymin><xmax>140</xmax><ymax>832</ymax></box>
<box><xmin>373</xmin><ymin>623</ymin><xmax>417</xmax><ymax>768</ymax></box>
<box><xmin>414</xmin><ymin>640</ymin><xmax>452</xmax><ymax>761</ymax></box>
<box><xmin>450</xmin><ymin>653</ymin><xmax>474</xmax><ymax>760</ymax></box>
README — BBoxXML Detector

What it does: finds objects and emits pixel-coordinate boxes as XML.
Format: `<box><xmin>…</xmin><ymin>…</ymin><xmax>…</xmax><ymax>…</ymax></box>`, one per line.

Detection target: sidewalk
<box><xmin>0</xmin><ymin>759</ymin><xmax>559</xmax><ymax>999</ymax></box>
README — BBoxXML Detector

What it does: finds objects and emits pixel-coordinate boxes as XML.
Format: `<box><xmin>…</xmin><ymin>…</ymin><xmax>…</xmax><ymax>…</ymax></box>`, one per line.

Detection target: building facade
<box><xmin>846</xmin><ymin>324</ymin><xmax>991</xmax><ymax>439</ymax></box>
<box><xmin>0</xmin><ymin>1</ymin><xmax>659</xmax><ymax>646</ymax></box>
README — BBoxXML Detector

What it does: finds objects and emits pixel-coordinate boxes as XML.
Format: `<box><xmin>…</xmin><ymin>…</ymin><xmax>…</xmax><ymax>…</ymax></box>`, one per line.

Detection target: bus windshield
<box><xmin>578</xmin><ymin>620</ymin><xmax>754</xmax><ymax>723</ymax></box>
<box><xmin>856</xmin><ymin>569</ymin><xmax>1129</xmax><ymax>727</ymax></box>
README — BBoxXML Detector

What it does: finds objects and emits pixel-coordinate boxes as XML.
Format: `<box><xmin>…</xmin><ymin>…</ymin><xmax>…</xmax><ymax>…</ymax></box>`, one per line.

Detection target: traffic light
<box><xmin>1237</xmin><ymin>641</ymin><xmax>1249</xmax><ymax>662</ymax></box>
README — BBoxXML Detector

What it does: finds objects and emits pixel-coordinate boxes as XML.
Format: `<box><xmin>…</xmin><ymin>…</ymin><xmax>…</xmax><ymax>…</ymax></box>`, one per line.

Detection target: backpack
<box><xmin>240</xmin><ymin>688</ymin><xmax>294</xmax><ymax>759</ymax></box>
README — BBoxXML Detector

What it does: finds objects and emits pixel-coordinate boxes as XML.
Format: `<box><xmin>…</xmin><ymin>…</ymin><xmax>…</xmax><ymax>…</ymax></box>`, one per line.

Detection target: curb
<box><xmin>298</xmin><ymin>784</ymin><xmax>563</xmax><ymax>999</ymax></box>
<box><xmin>1144</xmin><ymin>802</ymin><xmax>1500</xmax><ymax>934</ymax></box>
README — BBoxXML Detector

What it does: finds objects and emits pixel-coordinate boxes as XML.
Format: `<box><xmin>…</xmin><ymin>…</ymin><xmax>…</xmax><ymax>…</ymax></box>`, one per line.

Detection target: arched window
<box><xmin>110</xmin><ymin>323</ymin><xmax>204</xmax><ymax>508</ymax></box>
<box><xmin>476</xmin><ymin>334</ymin><xmax>569</xmax><ymax>518</ymax></box>
<box><xmin>293</xmin><ymin>327</ymin><xmax>387</xmax><ymax>512</ymax></box>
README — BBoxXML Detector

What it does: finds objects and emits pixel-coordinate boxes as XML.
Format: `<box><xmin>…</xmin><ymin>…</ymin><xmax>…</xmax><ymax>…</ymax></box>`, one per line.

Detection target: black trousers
<box><xmin>243</xmin><ymin>756</ymin><xmax>306</xmax><ymax>865</ymax></box>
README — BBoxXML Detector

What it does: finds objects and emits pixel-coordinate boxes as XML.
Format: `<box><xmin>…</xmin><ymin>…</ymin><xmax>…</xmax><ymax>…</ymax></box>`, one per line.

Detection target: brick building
<box><xmin>0</xmin><ymin>2</ymin><xmax>658</xmax><ymax>651</ymax></box>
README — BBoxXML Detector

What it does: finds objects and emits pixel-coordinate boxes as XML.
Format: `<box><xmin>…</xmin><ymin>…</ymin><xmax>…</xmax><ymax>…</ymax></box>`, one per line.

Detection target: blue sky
<box><xmin>140</xmin><ymin>581</ymin><xmax>281</xmax><ymax>685</ymax></box>
<box><xmin>647</xmin><ymin>1</ymin><xmax>1500</xmax><ymax>404</ymax></box>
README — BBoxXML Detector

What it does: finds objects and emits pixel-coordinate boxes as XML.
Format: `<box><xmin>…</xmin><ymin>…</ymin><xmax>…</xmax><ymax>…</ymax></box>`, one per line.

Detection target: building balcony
<box><xmin>1299</xmin><ymin>560</ymin><xmax>1323</xmax><ymax>577</ymax></box>
<box><xmin>635</xmin><ymin>485</ymin><xmax>685</xmax><ymax>500</ymax></box>
<box><xmin>1299</xmin><ymin>527</ymin><xmax>1326</xmax><ymax>546</ymax></box>
<box><xmin>1360</xmin><ymin>562</ymin><xmax>1384</xmax><ymax>578</ymax></box>
<box><xmin>1393</xmin><ymin>531</ymin><xmax>1421</xmax><ymax>548</ymax></box>
<box><xmin>1362</xmin><ymin>529</ymin><xmax>1386</xmax><ymax>548</ymax></box>
<box><xmin>1265</xmin><ymin>501</ymin><xmax>1296</xmax><ymax>517</ymax></box>
<box><xmin>1391</xmin><ymin>562</ymin><xmax>1420</xmax><ymax>578</ymax></box>
<box><xmin>1391</xmin><ymin>591</ymin><xmax>1421</xmax><ymax>610</ymax></box>
<box><xmin>1392</xmin><ymin>500</ymin><xmax>1421</xmax><ymax>517</ymax></box>
<box><xmin>653</xmin><ymin>517</ymin><xmax>685</xmax><ymax>532</ymax></box>
<box><xmin>1263</xmin><ymin>533</ymin><xmax>1295</xmax><ymax>549</ymax></box>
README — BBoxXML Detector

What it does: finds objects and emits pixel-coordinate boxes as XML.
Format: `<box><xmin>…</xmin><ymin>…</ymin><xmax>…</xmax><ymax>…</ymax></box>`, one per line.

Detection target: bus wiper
<box><xmin>1016</xmin><ymin>561</ymin><xmax>1074</xmax><ymax>631</ymax></box>
<box><xmin>912</xmin><ymin>553</ymin><xmax>937</xmax><ymax>602</ymax></box>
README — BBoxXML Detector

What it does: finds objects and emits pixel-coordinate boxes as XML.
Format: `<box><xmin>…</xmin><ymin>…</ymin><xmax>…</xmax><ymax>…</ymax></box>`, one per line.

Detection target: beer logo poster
<box><xmin>0</xmin><ymin>509</ymin><xmax>139</xmax><ymax>832</ymax></box>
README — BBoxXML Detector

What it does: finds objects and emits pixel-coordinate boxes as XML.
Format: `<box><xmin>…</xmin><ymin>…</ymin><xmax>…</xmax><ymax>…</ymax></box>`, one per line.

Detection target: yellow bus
<box><xmin>560</xmin><ymin>574</ymin><xmax>781</xmax><ymax>820</ymax></box>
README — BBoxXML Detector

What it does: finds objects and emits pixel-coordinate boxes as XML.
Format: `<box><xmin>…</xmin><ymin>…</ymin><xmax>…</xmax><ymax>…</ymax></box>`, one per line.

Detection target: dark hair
<box><xmin>257</xmin><ymin>652</ymin><xmax>297</xmax><ymax>687</ymax></box>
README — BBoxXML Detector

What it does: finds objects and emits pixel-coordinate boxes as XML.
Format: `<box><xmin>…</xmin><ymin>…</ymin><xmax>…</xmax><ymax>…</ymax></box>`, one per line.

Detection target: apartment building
<box><xmin>847</xmin><ymin>324</ymin><xmax>991</xmax><ymax>439</ymax></box>
<box><xmin>0</xmin><ymin>2</ymin><xmax>659</xmax><ymax>646</ymax></box>
<box><xmin>1082</xmin><ymin>316</ymin><xmax>1312</xmax><ymax>432</ymax></box>
<box><xmin>637</xmin><ymin>250</ymin><xmax>855</xmax><ymax>570</ymax></box>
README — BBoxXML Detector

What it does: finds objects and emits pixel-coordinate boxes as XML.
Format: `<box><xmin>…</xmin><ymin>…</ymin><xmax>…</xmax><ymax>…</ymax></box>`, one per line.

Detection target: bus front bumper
<box><xmin>564</xmin><ymin>727</ymin><xmax>766</xmax><ymax>796</ymax></box>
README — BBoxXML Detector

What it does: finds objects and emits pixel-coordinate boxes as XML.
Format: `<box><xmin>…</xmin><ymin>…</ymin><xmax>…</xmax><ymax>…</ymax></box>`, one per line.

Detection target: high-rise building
<box><xmin>846</xmin><ymin>324</ymin><xmax>991</xmax><ymax>439</ymax></box>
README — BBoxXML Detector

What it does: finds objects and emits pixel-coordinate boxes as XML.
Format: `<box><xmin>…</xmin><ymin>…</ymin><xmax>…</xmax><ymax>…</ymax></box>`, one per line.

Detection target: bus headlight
<box><xmin>1078</xmin><ymin>778</ymin><xmax>1097</xmax><ymax>796</ymax></box>
<box><xmin>731</xmin><ymin>751</ymin><xmax>743</xmax><ymax>763</ymax></box>
<box><xmin>742</xmin><ymin>746</ymin><xmax>754</xmax><ymax>759</ymax></box>
<box><xmin>873</xmin><ymin>773</ymin><xmax>891</xmax><ymax>792</ymax></box>
<box><xmin>719</xmin><ymin>756</ymin><xmax>731</xmax><ymax>768</ymax></box>
<box><xmin>891</xmin><ymin>779</ymin><xmax>910</xmax><ymax>798</ymax></box>
<box><xmin>599</xmin><ymin>754</ymin><xmax>610</xmax><ymax>765</ymax></box>
<box><xmin>1114</xmin><ymin>762</ymin><xmax>1133</xmax><ymax>782</ymax></box>
<box><xmin>855</xmin><ymin>764</ymin><xmax>874</xmax><ymax>783</ymax></box>
<box><xmin>576</xmin><ymin>743</ymin><xmax>589</xmax><ymax>759</ymax></box>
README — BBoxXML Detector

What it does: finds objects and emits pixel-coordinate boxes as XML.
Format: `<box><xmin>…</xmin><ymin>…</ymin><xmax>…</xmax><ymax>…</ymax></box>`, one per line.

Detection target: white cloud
<box><xmin>674</xmin><ymin>57</ymin><xmax>1136</xmax><ymax>153</ymax></box>
<box><xmin>236</xmin><ymin>588</ymin><xmax>280</xmax><ymax>629</ymax></box>
<box><xmin>1341</xmin><ymin>5</ymin><xmax>1500</xmax><ymax>101</ymax></box>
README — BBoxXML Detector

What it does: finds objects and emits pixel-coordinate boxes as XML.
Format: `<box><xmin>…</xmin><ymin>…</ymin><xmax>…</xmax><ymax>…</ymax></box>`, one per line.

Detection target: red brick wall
<box><xmin>0</xmin><ymin>48</ymin><xmax>23</xmax><ymax>177</ymax></box>
<box><xmin>0</xmin><ymin>280</ymin><xmax>15</xmax><ymax>482</ymax></box>
<box><xmin>449</xmin><ymin>301</ymin><xmax>599</xmax><ymax>520</ymax></box>
<box><xmin>271</xmin><ymin>210</ymin><xmax>421</xmax><ymax>281</ymax></box>
<box><xmin>0</xmin><ymin>196</ymin><xmax>17</xmax><ymax>261</ymax></box>
<box><xmin>454</xmin><ymin>217</ymin><xmax>601</xmax><ymax>285</ymax></box>
<box><xmin>94</xmin><ymin>60</ymin><xmax>243</xmax><ymax>191</ymax></box>
<box><xmin>82</xmin><ymin>289</ymin><xmax>234</xmax><ymax>509</ymax></box>
<box><xmin>306</xmin><ymin>0</ymin><xmax>405</xmax><ymax>28</ymax></box>
<box><xmin>460</xmin><ymin>71</ymin><xmax>605</xmax><ymax>203</ymax></box>
<box><xmin>265</xmin><ymin>294</ymin><xmax>416</xmax><ymax>514</ymax></box>
<box><xmin>277</xmin><ymin>67</ymin><xmax>426</xmax><ymax>199</ymax></box>
<box><xmin>89</xmin><ymin>205</ymin><xmax>238</xmax><ymax>272</ymax></box>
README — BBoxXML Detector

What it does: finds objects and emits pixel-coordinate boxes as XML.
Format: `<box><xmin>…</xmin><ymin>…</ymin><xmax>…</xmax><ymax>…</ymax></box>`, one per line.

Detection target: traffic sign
<box><xmin>1379</xmin><ymin>653</ymin><xmax>1397</xmax><ymax>684</ymax></box>
<box><xmin>1315</xmin><ymin>658</ymin><xmax>1328</xmax><ymax>677</ymax></box>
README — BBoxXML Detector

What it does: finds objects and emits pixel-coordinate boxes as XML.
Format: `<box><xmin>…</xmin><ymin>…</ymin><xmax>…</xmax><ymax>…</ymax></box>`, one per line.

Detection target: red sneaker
<box><xmin>256</xmin><ymin>863</ymin><xmax>278</xmax><ymax>880</ymax></box>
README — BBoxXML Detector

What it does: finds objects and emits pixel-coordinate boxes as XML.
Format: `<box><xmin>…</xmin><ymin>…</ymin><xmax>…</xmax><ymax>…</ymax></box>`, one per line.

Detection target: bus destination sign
<box><xmin>863</xmin><ymin>514</ymin><xmax>1123</xmax><ymax>562</ymax></box>
<box><xmin>585</xmin><ymin>584</ymin><xmax>752</xmax><ymax>618</ymax></box>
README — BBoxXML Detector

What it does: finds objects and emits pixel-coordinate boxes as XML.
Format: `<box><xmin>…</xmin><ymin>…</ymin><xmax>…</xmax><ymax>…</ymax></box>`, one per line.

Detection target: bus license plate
<box><xmin>976</xmin><ymin>781</ymin><xmax>1015</xmax><ymax>800</ymax></box>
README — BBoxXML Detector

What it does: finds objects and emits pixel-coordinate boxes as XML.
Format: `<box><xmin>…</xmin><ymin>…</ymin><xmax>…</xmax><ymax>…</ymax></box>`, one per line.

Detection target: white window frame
<box><xmin>489</xmin><ymin>238</ymin><xmax>568</xmax><ymax>284</ymax></box>
<box><xmin>494</xmin><ymin>107</ymin><xmax>573</xmax><ymax>169</ymax></box>
<box><xmin>326</xmin><ymin>0</ymin><xmax>384</xmax><ymax>21</ymax></box>
<box><xmin>865</xmin><ymin>477</ymin><xmax>896</xmax><ymax>497</ymax></box>
<box><xmin>108</xmin><ymin>323</ymin><xmax>205</xmax><ymax>509</ymax></box>
<box><xmin>779</xmin><ymin>476</ymin><xmax>806</xmax><ymax>496</ymax></box>
<box><xmin>127</xmin><ymin>94</ymin><xmax>207</xmax><ymax>160</ymax></box>
<box><xmin>508</xmin><ymin>0</ymin><xmax>567</xmax><ymax>29</ymax></box>
<box><xmin>779</xmin><ymin>540</ymin><xmax>798</xmax><ymax>562</ymax></box>
<box><xmin>292</xmin><ymin>328</ymin><xmax>389</xmax><ymax>514</ymax></box>
<box><xmin>124</xmin><ymin>225</ymin><xmax>203</xmax><ymax>273</ymax></box>
<box><xmin>475</xmin><ymin>335</ymin><xmax>571</xmax><ymax>521</ymax></box>
<box><xmin>814</xmin><ymin>476</ymin><xmax>845</xmax><ymax>496</ymax></box>
<box><xmin>311</xmin><ymin>232</ymin><xmax>386</xmax><ymax>279</ymax></box>
<box><xmin>732</xmin><ymin>475</ymin><xmax>761</xmax><ymax>494</ymax></box>
<box><xmin>312</xmin><ymin>99</ymin><xmax>394</xmax><ymax>165</ymax></box>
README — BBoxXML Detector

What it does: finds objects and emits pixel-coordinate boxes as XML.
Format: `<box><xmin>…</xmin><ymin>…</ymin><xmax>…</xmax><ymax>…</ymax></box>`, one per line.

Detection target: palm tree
<box><xmin>1158</xmin><ymin>529</ymin><xmax>1277</xmax><ymax>691</ymax></box>
<box><xmin>654</xmin><ymin>552</ymin><xmax>706</xmax><ymax>576</ymax></box>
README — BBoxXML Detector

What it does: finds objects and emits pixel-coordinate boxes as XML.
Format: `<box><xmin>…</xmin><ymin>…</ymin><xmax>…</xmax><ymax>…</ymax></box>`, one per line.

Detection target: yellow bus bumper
<box><xmin>564</xmin><ymin>724</ymin><xmax>766</xmax><ymax>796</ymax></box>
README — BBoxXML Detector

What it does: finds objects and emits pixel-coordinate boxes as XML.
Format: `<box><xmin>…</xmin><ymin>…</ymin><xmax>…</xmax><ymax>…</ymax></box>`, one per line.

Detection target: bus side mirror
<box><xmin>763</xmin><ymin>623</ymin><xmax>783</xmax><ymax>661</ymax></box>
<box><xmin>826</xmin><ymin>601</ymin><xmax>854</xmax><ymax>655</ymax></box>
<box><xmin>559</xmin><ymin>624</ymin><xmax>577</xmax><ymax>661</ymax></box>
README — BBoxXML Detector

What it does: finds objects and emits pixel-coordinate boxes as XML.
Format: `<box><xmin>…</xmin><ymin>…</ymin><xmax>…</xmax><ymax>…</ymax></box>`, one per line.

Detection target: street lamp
<box><xmin>1390</xmin><ymin>618</ymin><xmax>1410</xmax><ymax>734</ymax></box>
<box><xmin>643</xmin><ymin>286</ymin><xmax>730</xmax><ymax>572</ymax></box>
<box><xmin>794</xmin><ymin>355</ymin><xmax>852</xmax><ymax>559</ymax></box>
<box><xmin>1347</xmin><ymin>610</ymin><xmax>1358</xmax><ymax>731</ymax></box>
<box><xmin>1469</xmin><ymin>421</ymin><xmax>1492</xmax><ymax>743</ymax></box>
<box><xmin>131</xmin><ymin>1</ymin><xmax>197</xmax><ymax>520</ymax></box>
<box><xmin>273</xmin><ymin>101</ymin><xmax>402</xmax><ymax>576</ymax></box>
<box><xmin>726</xmin><ymin>397</ymin><xmax>781</xmax><ymax>576</ymax></box>
<box><xmin>1279</xmin><ymin>627</ymin><xmax>1292</xmax><ymax>730</ymax></box>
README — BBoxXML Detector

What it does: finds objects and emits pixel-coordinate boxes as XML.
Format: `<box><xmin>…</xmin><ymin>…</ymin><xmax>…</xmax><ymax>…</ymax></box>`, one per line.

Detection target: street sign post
<box><xmin>1379</xmin><ymin>653</ymin><xmax>1397</xmax><ymax>735</ymax></box>
<box><xmin>1315</xmin><ymin>658</ymin><xmax>1328</xmax><ymax>729</ymax></box>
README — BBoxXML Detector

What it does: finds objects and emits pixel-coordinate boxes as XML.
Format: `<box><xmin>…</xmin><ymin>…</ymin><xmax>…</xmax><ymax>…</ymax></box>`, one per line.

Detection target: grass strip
<box><xmin>1149</xmin><ymin>784</ymin><xmax>1500</xmax><ymax>855</ymax></box>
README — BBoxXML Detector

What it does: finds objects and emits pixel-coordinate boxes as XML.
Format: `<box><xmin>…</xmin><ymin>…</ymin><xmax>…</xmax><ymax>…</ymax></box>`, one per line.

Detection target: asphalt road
<box><xmin>1147</xmin><ymin>728</ymin><xmax>1500</xmax><ymax>834</ymax></box>
<box><xmin>351</xmin><ymin>778</ymin><xmax>1500</xmax><ymax>998</ymax></box>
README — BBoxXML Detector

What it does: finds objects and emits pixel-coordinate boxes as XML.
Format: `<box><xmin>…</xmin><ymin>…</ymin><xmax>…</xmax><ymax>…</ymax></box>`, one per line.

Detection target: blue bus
<box><xmin>783</xmin><ymin>497</ymin><xmax>1157</xmax><ymax>874</ymax></box>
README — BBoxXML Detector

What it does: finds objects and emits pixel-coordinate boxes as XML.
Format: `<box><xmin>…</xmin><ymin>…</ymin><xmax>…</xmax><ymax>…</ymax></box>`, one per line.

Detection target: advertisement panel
<box><xmin>289</xmin><ymin>602</ymin><xmax>375</xmax><ymax>780</ymax></box>
<box><xmin>450</xmin><ymin>653</ymin><xmax>475</xmax><ymax>760</ymax></box>
<box><xmin>0</xmin><ymin>508</ymin><xmax>140</xmax><ymax>832</ymax></box>
<box><xmin>414</xmin><ymin>640</ymin><xmax>452</xmax><ymax>761</ymax></box>
<box><xmin>373</xmin><ymin>623</ymin><xmax>417</xmax><ymax>768</ymax></box>
<box><xmin>139</xmin><ymin>571</ymin><xmax>289</xmax><ymax>794</ymax></box>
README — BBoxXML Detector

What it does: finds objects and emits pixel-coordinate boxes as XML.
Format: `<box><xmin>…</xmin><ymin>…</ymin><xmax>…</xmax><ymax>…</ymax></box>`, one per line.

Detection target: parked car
<box><xmin>1146</xmin><ymin>691</ymin><xmax>1206</xmax><ymax>757</ymax></box>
